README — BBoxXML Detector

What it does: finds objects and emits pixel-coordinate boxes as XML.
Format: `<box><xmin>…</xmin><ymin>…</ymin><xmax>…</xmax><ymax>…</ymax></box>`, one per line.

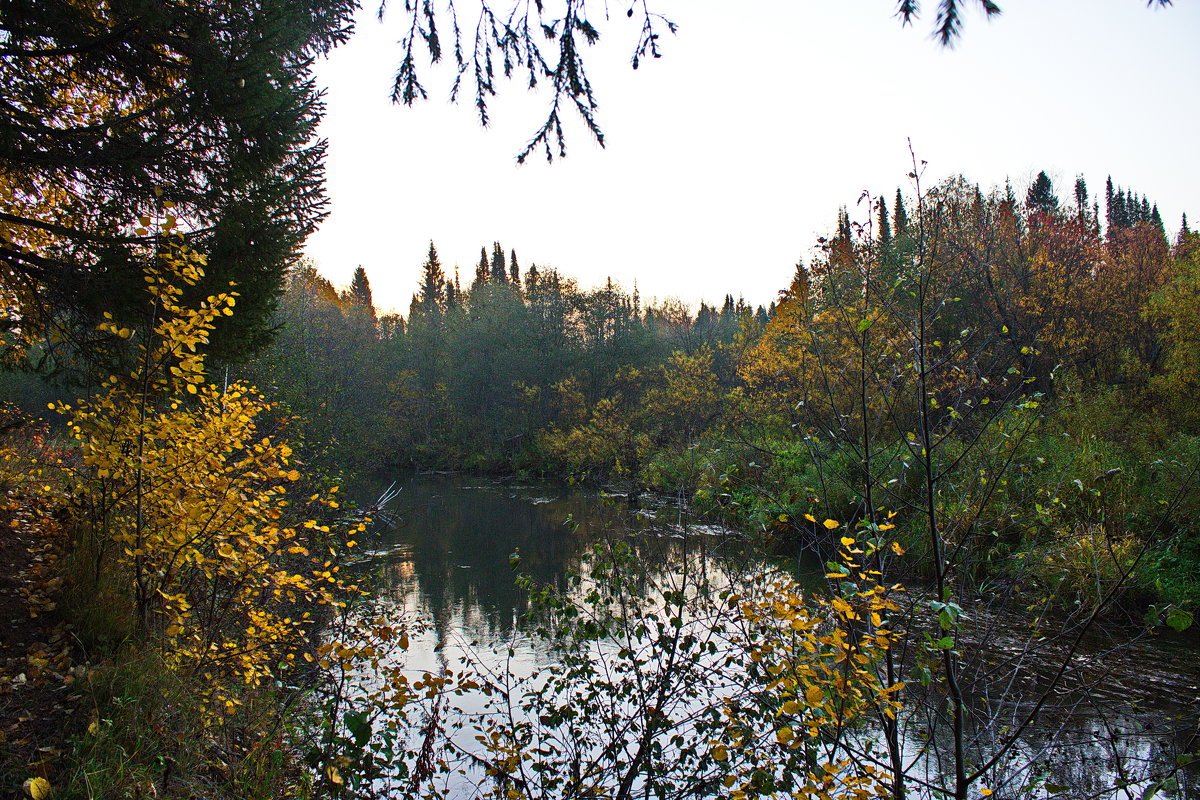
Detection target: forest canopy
<box><xmin>0</xmin><ymin>0</ymin><xmax>356</xmax><ymax>376</ymax></box>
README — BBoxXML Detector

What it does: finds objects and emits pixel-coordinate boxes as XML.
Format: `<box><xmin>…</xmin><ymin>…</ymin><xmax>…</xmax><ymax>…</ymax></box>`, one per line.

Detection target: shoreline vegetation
<box><xmin>2</xmin><ymin>172</ymin><xmax>1199</xmax><ymax>797</ymax></box>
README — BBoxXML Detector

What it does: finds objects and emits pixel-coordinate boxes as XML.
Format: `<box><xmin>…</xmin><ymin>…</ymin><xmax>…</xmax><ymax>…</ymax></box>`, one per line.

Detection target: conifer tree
<box><xmin>475</xmin><ymin>247</ymin><xmax>490</xmax><ymax>288</ymax></box>
<box><xmin>525</xmin><ymin>264</ymin><xmax>541</xmax><ymax>295</ymax></box>
<box><xmin>1113</xmin><ymin>188</ymin><xmax>1128</xmax><ymax>230</ymax></box>
<box><xmin>1074</xmin><ymin>176</ymin><xmax>1088</xmax><ymax>220</ymax></box>
<box><xmin>1025</xmin><ymin>171</ymin><xmax>1058</xmax><ymax>214</ymax></box>
<box><xmin>419</xmin><ymin>242</ymin><xmax>446</xmax><ymax>312</ymax></box>
<box><xmin>1151</xmin><ymin>204</ymin><xmax>1164</xmax><ymax>236</ymax></box>
<box><xmin>349</xmin><ymin>266</ymin><xmax>375</xmax><ymax>313</ymax></box>
<box><xmin>509</xmin><ymin>250</ymin><xmax>521</xmax><ymax>285</ymax></box>
<box><xmin>0</xmin><ymin>0</ymin><xmax>358</xmax><ymax>371</ymax></box>
<box><xmin>894</xmin><ymin>189</ymin><xmax>909</xmax><ymax>237</ymax></box>
<box><xmin>491</xmin><ymin>242</ymin><xmax>508</xmax><ymax>284</ymax></box>
<box><xmin>877</xmin><ymin>194</ymin><xmax>892</xmax><ymax>243</ymax></box>
<box><xmin>1105</xmin><ymin>176</ymin><xmax>1117</xmax><ymax>234</ymax></box>
<box><xmin>837</xmin><ymin>208</ymin><xmax>852</xmax><ymax>242</ymax></box>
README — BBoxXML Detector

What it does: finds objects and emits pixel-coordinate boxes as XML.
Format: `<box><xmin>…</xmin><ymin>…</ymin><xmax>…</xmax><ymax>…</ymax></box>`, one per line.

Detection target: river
<box><xmin>344</xmin><ymin>473</ymin><xmax>1199</xmax><ymax>799</ymax></box>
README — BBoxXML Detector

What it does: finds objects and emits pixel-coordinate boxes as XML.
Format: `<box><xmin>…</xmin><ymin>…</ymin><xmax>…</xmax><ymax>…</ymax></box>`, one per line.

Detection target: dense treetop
<box><xmin>0</xmin><ymin>0</ymin><xmax>356</xmax><ymax>375</ymax></box>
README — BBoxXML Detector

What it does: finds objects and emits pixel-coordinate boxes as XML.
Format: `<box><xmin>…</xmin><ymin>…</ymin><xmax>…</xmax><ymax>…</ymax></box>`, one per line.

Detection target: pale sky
<box><xmin>305</xmin><ymin>0</ymin><xmax>1200</xmax><ymax>315</ymax></box>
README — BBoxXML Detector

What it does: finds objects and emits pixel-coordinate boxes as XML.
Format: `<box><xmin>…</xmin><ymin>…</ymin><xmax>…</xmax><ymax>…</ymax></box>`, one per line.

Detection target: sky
<box><xmin>304</xmin><ymin>0</ymin><xmax>1200</xmax><ymax>315</ymax></box>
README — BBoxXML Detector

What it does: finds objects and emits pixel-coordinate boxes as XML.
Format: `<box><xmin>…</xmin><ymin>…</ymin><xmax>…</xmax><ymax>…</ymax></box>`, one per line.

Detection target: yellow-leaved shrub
<box><xmin>56</xmin><ymin>238</ymin><xmax>361</xmax><ymax>718</ymax></box>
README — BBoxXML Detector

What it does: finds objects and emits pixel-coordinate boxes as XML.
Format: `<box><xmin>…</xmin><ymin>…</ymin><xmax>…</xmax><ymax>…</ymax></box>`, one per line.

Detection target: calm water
<box><xmin>347</xmin><ymin>473</ymin><xmax>1200</xmax><ymax>799</ymax></box>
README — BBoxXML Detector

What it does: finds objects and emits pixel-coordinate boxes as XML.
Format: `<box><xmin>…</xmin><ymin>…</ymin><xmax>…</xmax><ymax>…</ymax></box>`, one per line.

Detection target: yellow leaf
<box><xmin>980</xmin><ymin>789</ymin><xmax>993</xmax><ymax>797</ymax></box>
<box><xmin>23</xmin><ymin>777</ymin><xmax>52</xmax><ymax>799</ymax></box>
<box><xmin>805</xmin><ymin>683</ymin><xmax>824</xmax><ymax>706</ymax></box>
<box><xmin>804</xmin><ymin>513</ymin><xmax>816</xmax><ymax>522</ymax></box>
<box><xmin>325</xmin><ymin>765</ymin><xmax>343</xmax><ymax>785</ymax></box>
<box><xmin>776</xmin><ymin>726</ymin><xmax>794</xmax><ymax>744</ymax></box>
<box><xmin>711</xmin><ymin>744</ymin><xmax>728</xmax><ymax>762</ymax></box>
<box><xmin>823</xmin><ymin>519</ymin><xmax>839</xmax><ymax>530</ymax></box>
<box><xmin>891</xmin><ymin>542</ymin><xmax>905</xmax><ymax>555</ymax></box>
<box><xmin>840</xmin><ymin>536</ymin><xmax>855</xmax><ymax>547</ymax></box>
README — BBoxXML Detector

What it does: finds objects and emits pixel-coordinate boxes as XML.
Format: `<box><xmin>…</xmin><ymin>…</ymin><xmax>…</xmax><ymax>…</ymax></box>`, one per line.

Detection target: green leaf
<box><xmin>1166</xmin><ymin>606</ymin><xmax>1194</xmax><ymax>632</ymax></box>
<box><xmin>856</xmin><ymin>318</ymin><xmax>872</xmax><ymax>333</ymax></box>
<box><xmin>344</xmin><ymin>710</ymin><xmax>372</xmax><ymax>747</ymax></box>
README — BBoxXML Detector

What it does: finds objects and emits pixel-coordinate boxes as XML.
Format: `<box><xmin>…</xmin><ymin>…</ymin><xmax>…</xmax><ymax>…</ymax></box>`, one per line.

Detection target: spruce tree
<box><xmin>475</xmin><ymin>247</ymin><xmax>490</xmax><ymax>287</ymax></box>
<box><xmin>509</xmin><ymin>250</ymin><xmax>521</xmax><ymax>285</ymax></box>
<box><xmin>894</xmin><ymin>189</ymin><xmax>909</xmax><ymax>237</ymax></box>
<box><xmin>1113</xmin><ymin>188</ymin><xmax>1128</xmax><ymax>230</ymax></box>
<box><xmin>1025</xmin><ymin>171</ymin><xmax>1058</xmax><ymax>214</ymax></box>
<box><xmin>1105</xmin><ymin>176</ymin><xmax>1117</xmax><ymax>233</ymax></box>
<box><xmin>837</xmin><ymin>208</ymin><xmax>852</xmax><ymax>242</ymax></box>
<box><xmin>0</xmin><ymin>0</ymin><xmax>358</xmax><ymax>371</ymax></box>
<box><xmin>419</xmin><ymin>242</ymin><xmax>446</xmax><ymax>312</ymax></box>
<box><xmin>349</xmin><ymin>266</ymin><xmax>376</xmax><ymax>316</ymax></box>
<box><xmin>1074</xmin><ymin>176</ymin><xmax>1088</xmax><ymax>220</ymax></box>
<box><xmin>877</xmin><ymin>194</ymin><xmax>892</xmax><ymax>243</ymax></box>
<box><xmin>491</xmin><ymin>242</ymin><xmax>508</xmax><ymax>284</ymax></box>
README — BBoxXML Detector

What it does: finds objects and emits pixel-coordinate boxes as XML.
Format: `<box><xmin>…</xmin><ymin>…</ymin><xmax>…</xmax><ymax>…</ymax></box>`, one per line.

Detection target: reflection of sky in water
<box><xmin>349</xmin><ymin>474</ymin><xmax>1200</xmax><ymax>799</ymax></box>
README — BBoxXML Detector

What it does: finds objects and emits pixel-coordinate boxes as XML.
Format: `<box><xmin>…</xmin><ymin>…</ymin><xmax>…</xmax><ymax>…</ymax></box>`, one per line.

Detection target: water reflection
<box><xmin>357</xmin><ymin>475</ymin><xmax>785</xmax><ymax>645</ymax></box>
<box><xmin>348</xmin><ymin>474</ymin><xmax>1199</xmax><ymax>799</ymax></box>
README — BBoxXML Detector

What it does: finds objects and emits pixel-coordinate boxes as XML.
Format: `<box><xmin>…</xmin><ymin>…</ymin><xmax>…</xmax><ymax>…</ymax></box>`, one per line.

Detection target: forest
<box><xmin>244</xmin><ymin>174</ymin><xmax>1200</xmax><ymax>617</ymax></box>
<box><xmin>1</xmin><ymin>0</ymin><xmax>1197</xmax><ymax>798</ymax></box>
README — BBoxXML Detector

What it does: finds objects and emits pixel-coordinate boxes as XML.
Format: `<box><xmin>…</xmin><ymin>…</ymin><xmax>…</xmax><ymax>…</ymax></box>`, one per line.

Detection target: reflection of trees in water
<box><xmin>889</xmin><ymin>679</ymin><xmax>1198</xmax><ymax>798</ymax></box>
<box><xmin>866</xmin><ymin>593</ymin><xmax>1200</xmax><ymax>798</ymax></box>
<box><xmin>358</xmin><ymin>475</ymin><xmax>1200</xmax><ymax>798</ymax></box>
<box><xmin>370</xmin><ymin>476</ymin><xmax>772</xmax><ymax>644</ymax></box>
